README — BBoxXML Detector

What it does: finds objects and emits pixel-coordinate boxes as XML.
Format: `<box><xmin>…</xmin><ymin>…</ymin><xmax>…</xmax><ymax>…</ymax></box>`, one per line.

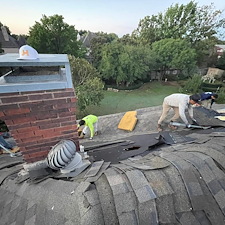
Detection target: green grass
<box><xmin>83</xmin><ymin>81</ymin><xmax>180</xmax><ymax>117</ymax></box>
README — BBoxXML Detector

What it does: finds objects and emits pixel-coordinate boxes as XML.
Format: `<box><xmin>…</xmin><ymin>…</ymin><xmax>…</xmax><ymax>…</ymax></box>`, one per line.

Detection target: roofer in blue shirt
<box><xmin>200</xmin><ymin>92</ymin><xmax>218</xmax><ymax>109</ymax></box>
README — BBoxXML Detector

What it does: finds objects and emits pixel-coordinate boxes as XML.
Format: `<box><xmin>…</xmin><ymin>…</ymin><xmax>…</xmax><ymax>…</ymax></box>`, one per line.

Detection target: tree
<box><xmin>194</xmin><ymin>37</ymin><xmax>219</xmax><ymax>67</ymax></box>
<box><xmin>27</xmin><ymin>15</ymin><xmax>86</xmax><ymax>57</ymax></box>
<box><xmin>133</xmin><ymin>1</ymin><xmax>225</xmax><ymax>45</ymax></box>
<box><xmin>118</xmin><ymin>34</ymin><xmax>139</xmax><ymax>46</ymax></box>
<box><xmin>118</xmin><ymin>45</ymin><xmax>154</xmax><ymax>86</ymax></box>
<box><xmin>99</xmin><ymin>42</ymin><xmax>124</xmax><ymax>85</ymax></box>
<box><xmin>90</xmin><ymin>32</ymin><xmax>118</xmax><ymax>69</ymax></box>
<box><xmin>99</xmin><ymin>42</ymin><xmax>154</xmax><ymax>86</ymax></box>
<box><xmin>216</xmin><ymin>53</ymin><xmax>225</xmax><ymax>70</ymax></box>
<box><xmin>69</xmin><ymin>55</ymin><xmax>104</xmax><ymax>112</ymax></box>
<box><xmin>75</xmin><ymin>77</ymin><xmax>104</xmax><ymax>112</ymax></box>
<box><xmin>151</xmin><ymin>38</ymin><xmax>197</xmax><ymax>80</ymax></box>
<box><xmin>181</xmin><ymin>74</ymin><xmax>203</xmax><ymax>93</ymax></box>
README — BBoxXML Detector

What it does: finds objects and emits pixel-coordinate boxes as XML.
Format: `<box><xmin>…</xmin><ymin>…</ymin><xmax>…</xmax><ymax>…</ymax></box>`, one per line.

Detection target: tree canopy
<box><xmin>27</xmin><ymin>15</ymin><xmax>86</xmax><ymax>57</ymax></box>
<box><xmin>151</xmin><ymin>38</ymin><xmax>197</xmax><ymax>79</ymax></box>
<box><xmin>69</xmin><ymin>55</ymin><xmax>104</xmax><ymax>112</ymax></box>
<box><xmin>216</xmin><ymin>53</ymin><xmax>225</xmax><ymax>70</ymax></box>
<box><xmin>133</xmin><ymin>1</ymin><xmax>225</xmax><ymax>45</ymax></box>
<box><xmin>99</xmin><ymin>42</ymin><xmax>154</xmax><ymax>86</ymax></box>
<box><xmin>90</xmin><ymin>32</ymin><xmax>118</xmax><ymax>68</ymax></box>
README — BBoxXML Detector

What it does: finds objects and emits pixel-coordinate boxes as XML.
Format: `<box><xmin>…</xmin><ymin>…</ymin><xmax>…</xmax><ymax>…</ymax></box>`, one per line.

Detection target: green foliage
<box><xmin>201</xmin><ymin>82</ymin><xmax>223</xmax><ymax>88</ymax></box>
<box><xmin>201</xmin><ymin>81</ymin><xmax>223</xmax><ymax>92</ymax></box>
<box><xmin>118</xmin><ymin>34</ymin><xmax>139</xmax><ymax>46</ymax></box>
<box><xmin>90</xmin><ymin>32</ymin><xmax>118</xmax><ymax>68</ymax></box>
<box><xmin>216</xmin><ymin>88</ymin><xmax>225</xmax><ymax>104</ymax></box>
<box><xmin>27</xmin><ymin>14</ymin><xmax>86</xmax><ymax>57</ymax></box>
<box><xmin>99</xmin><ymin>42</ymin><xmax>155</xmax><ymax>86</ymax></box>
<box><xmin>151</xmin><ymin>38</ymin><xmax>197</xmax><ymax>79</ymax></box>
<box><xmin>76</xmin><ymin>77</ymin><xmax>104</xmax><ymax>112</ymax></box>
<box><xmin>194</xmin><ymin>38</ymin><xmax>219</xmax><ymax>67</ymax></box>
<box><xmin>216</xmin><ymin>53</ymin><xmax>225</xmax><ymax>70</ymax></box>
<box><xmin>69</xmin><ymin>55</ymin><xmax>104</xmax><ymax>112</ymax></box>
<box><xmin>181</xmin><ymin>74</ymin><xmax>203</xmax><ymax>93</ymax></box>
<box><xmin>99</xmin><ymin>42</ymin><xmax>123</xmax><ymax>84</ymax></box>
<box><xmin>134</xmin><ymin>2</ymin><xmax>224</xmax><ymax>45</ymax></box>
<box><xmin>69</xmin><ymin>55</ymin><xmax>100</xmax><ymax>86</ymax></box>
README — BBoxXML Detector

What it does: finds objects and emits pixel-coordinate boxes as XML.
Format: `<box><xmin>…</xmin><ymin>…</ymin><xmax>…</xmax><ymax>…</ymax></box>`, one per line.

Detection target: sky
<box><xmin>1</xmin><ymin>0</ymin><xmax>225</xmax><ymax>37</ymax></box>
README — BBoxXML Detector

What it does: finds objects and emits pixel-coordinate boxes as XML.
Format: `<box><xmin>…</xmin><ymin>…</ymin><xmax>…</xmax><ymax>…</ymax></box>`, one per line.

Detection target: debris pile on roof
<box><xmin>194</xmin><ymin>106</ymin><xmax>225</xmax><ymax>127</ymax></box>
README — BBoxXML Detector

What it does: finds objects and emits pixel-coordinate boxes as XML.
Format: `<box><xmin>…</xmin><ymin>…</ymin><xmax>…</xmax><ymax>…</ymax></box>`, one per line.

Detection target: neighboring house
<box><xmin>150</xmin><ymin>69</ymin><xmax>181</xmax><ymax>81</ymax></box>
<box><xmin>78</xmin><ymin>31</ymin><xmax>97</xmax><ymax>62</ymax></box>
<box><xmin>0</xmin><ymin>26</ymin><xmax>26</xmax><ymax>53</ymax></box>
<box><xmin>78</xmin><ymin>31</ymin><xmax>97</xmax><ymax>49</ymax></box>
<box><xmin>215</xmin><ymin>44</ymin><xmax>225</xmax><ymax>58</ymax></box>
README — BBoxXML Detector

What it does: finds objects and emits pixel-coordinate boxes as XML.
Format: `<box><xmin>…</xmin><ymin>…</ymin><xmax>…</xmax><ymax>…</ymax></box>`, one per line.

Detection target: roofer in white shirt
<box><xmin>157</xmin><ymin>93</ymin><xmax>201</xmax><ymax>132</ymax></box>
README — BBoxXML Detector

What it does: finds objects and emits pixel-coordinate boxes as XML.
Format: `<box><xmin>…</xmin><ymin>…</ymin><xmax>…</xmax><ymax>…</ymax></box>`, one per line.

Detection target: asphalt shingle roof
<box><xmin>0</xmin><ymin>27</ymin><xmax>19</xmax><ymax>49</ymax></box>
<box><xmin>1</xmin><ymin>104</ymin><xmax>225</xmax><ymax>224</ymax></box>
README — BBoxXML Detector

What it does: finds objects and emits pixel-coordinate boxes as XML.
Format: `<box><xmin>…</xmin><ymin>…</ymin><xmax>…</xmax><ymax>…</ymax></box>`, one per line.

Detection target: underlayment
<box><xmin>87</xmin><ymin>131</ymin><xmax>196</xmax><ymax>163</ymax></box>
<box><xmin>81</xmin><ymin>105</ymin><xmax>225</xmax><ymax>163</ymax></box>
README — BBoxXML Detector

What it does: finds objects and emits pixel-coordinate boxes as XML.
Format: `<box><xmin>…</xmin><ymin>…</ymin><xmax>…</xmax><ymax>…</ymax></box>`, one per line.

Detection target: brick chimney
<box><xmin>0</xmin><ymin>54</ymin><xmax>79</xmax><ymax>163</ymax></box>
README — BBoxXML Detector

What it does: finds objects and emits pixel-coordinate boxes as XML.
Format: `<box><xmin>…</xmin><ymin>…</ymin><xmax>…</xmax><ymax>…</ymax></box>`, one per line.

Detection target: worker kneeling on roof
<box><xmin>78</xmin><ymin>115</ymin><xmax>98</xmax><ymax>140</ymax></box>
<box><xmin>157</xmin><ymin>93</ymin><xmax>201</xmax><ymax>131</ymax></box>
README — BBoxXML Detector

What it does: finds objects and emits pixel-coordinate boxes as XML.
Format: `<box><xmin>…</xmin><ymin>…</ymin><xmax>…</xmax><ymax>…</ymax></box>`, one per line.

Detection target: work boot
<box><xmin>3</xmin><ymin>146</ymin><xmax>20</xmax><ymax>154</ymax></box>
<box><xmin>10</xmin><ymin>146</ymin><xmax>20</xmax><ymax>153</ymax></box>
<box><xmin>157</xmin><ymin>124</ymin><xmax>163</xmax><ymax>132</ymax></box>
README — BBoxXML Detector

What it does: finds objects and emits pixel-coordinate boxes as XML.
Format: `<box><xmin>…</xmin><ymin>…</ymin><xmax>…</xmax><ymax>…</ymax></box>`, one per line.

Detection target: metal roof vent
<box><xmin>47</xmin><ymin>139</ymin><xmax>82</xmax><ymax>173</ymax></box>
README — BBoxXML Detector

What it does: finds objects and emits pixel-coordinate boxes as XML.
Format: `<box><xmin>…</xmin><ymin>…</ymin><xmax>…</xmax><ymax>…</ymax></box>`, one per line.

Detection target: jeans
<box><xmin>0</xmin><ymin>135</ymin><xmax>13</xmax><ymax>149</ymax></box>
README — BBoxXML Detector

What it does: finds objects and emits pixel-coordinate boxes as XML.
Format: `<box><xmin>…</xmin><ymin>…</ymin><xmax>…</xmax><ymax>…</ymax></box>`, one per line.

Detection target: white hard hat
<box><xmin>17</xmin><ymin>45</ymin><xmax>39</xmax><ymax>60</ymax></box>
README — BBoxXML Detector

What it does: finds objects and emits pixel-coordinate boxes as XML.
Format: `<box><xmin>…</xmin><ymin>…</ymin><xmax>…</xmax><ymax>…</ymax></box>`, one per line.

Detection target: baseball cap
<box><xmin>17</xmin><ymin>45</ymin><xmax>39</xmax><ymax>60</ymax></box>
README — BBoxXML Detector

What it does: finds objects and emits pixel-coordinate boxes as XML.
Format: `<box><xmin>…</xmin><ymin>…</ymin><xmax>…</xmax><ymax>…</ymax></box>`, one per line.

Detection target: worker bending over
<box><xmin>157</xmin><ymin>93</ymin><xmax>201</xmax><ymax>131</ymax></box>
<box><xmin>78</xmin><ymin>115</ymin><xmax>98</xmax><ymax>140</ymax></box>
<box><xmin>200</xmin><ymin>92</ymin><xmax>218</xmax><ymax>109</ymax></box>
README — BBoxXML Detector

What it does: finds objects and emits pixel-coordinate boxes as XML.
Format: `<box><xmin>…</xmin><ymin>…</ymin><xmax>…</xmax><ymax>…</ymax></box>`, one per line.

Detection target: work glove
<box><xmin>186</xmin><ymin>124</ymin><xmax>192</xmax><ymax>128</ymax></box>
